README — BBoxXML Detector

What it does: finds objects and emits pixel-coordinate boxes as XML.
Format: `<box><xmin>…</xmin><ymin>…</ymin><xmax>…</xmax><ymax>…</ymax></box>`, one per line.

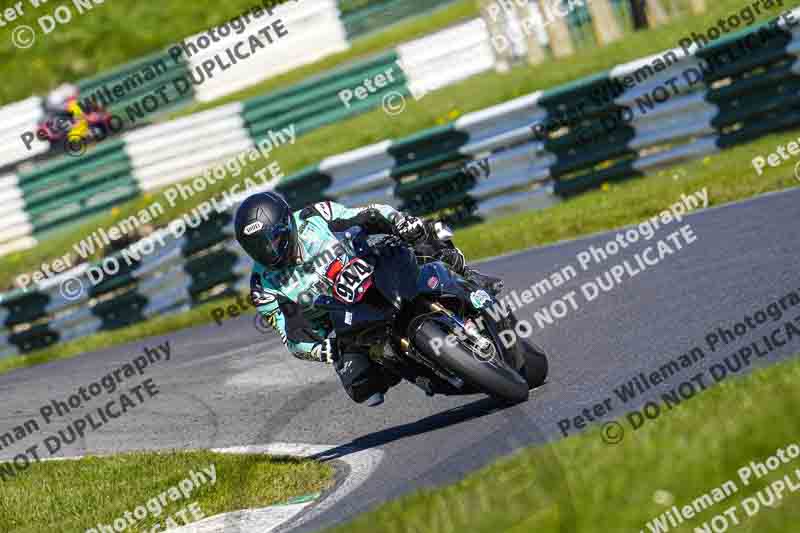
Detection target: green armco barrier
<box><xmin>243</xmin><ymin>51</ymin><xmax>404</xmax><ymax>138</ymax></box>
<box><xmin>15</xmin><ymin>138</ymin><xmax>141</xmax><ymax>234</ymax></box>
<box><xmin>291</xmin><ymin>88</ymin><xmax>406</xmax><ymax>136</ymax></box>
<box><xmin>8</xmin><ymin>323</ymin><xmax>59</xmax><ymax>353</ymax></box>
<box><xmin>714</xmin><ymin>88</ymin><xmax>800</xmax><ymax>130</ymax></box>
<box><xmin>388</xmin><ymin>126</ymin><xmax>470</xmax><ymax>176</ymax></box>
<box><xmin>246</xmin><ymin>85</ymin><xmax>403</xmax><ymax>139</ymax></box>
<box><xmin>550</xmin><ymin>140</ymin><xmax>636</xmax><ymax>178</ymax></box>
<box><xmin>538</xmin><ymin>72</ymin><xmax>616</xmax><ymax>111</ymax></box>
<box><xmin>19</xmin><ymin>151</ymin><xmax>131</xmax><ymax>203</ymax></box>
<box><xmin>709</xmin><ymin>63</ymin><xmax>798</xmax><ymax>108</ymax></box>
<box><xmin>24</xmin><ymin>158</ymin><xmax>132</xmax><ymax>209</ymax></box>
<box><xmin>396</xmin><ymin>166</ymin><xmax>475</xmax><ymax>214</ymax></box>
<box><xmin>18</xmin><ymin>139</ymin><xmax>128</xmax><ymax>184</ymax></box>
<box><xmin>29</xmin><ymin>174</ymin><xmax>140</xmax><ymax>234</ymax></box>
<box><xmin>242</xmin><ymin>56</ymin><xmax>403</xmax><ymax>113</ymax></box>
<box><xmin>182</xmin><ymin>212</ymin><xmax>233</xmax><ymax>256</ymax></box>
<box><xmin>242</xmin><ymin>51</ymin><xmax>400</xmax><ymax>113</ymax></box>
<box><xmin>341</xmin><ymin>0</ymin><xmax>458</xmax><ymax>39</ymax></box>
<box><xmin>276</xmin><ymin>167</ymin><xmax>333</xmax><ymax>207</ymax></box>
<box><xmin>2</xmin><ymin>292</ymin><xmax>50</xmax><ymax>327</ymax></box>
<box><xmin>243</xmin><ymin>67</ymin><xmax>405</xmax><ymax>123</ymax></box>
<box><xmin>693</xmin><ymin>27</ymin><xmax>793</xmax><ymax>82</ymax></box>
<box><xmin>554</xmin><ymin>159</ymin><xmax>643</xmax><ymax>197</ymax></box>
<box><xmin>92</xmin><ymin>288</ymin><xmax>148</xmax><ymax>330</ymax></box>
<box><xmin>395</xmin><ymin>166</ymin><xmax>472</xmax><ymax>196</ymax></box>
<box><xmin>717</xmin><ymin>109</ymin><xmax>800</xmax><ymax>150</ymax></box>
<box><xmin>89</xmin><ymin>260</ymin><xmax>139</xmax><ymax>297</ymax></box>
<box><xmin>544</xmin><ymin>114</ymin><xmax>634</xmax><ymax>155</ymax></box>
<box><xmin>184</xmin><ymin>249</ymin><xmax>240</xmax><ymax>299</ymax></box>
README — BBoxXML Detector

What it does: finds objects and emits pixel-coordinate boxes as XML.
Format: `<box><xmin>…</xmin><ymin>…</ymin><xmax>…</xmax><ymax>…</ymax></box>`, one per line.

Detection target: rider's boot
<box><xmin>366</xmin><ymin>392</ymin><xmax>385</xmax><ymax>407</ymax></box>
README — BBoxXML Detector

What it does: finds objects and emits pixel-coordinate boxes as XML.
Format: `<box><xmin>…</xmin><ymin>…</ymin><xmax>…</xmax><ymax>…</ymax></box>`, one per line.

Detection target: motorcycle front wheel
<box><xmin>412</xmin><ymin>318</ymin><xmax>530</xmax><ymax>404</ymax></box>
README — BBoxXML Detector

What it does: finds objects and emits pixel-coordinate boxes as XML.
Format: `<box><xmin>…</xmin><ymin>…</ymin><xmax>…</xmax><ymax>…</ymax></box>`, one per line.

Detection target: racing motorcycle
<box><xmin>36</xmin><ymin>102</ymin><xmax>114</xmax><ymax>148</ymax></box>
<box><xmin>314</xmin><ymin>228</ymin><xmax>549</xmax><ymax>404</ymax></box>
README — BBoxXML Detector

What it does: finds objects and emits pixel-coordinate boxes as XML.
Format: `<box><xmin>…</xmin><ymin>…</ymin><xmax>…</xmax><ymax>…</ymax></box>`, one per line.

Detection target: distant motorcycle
<box><xmin>36</xmin><ymin>102</ymin><xmax>114</xmax><ymax>150</ymax></box>
<box><xmin>315</xmin><ymin>229</ymin><xmax>548</xmax><ymax>404</ymax></box>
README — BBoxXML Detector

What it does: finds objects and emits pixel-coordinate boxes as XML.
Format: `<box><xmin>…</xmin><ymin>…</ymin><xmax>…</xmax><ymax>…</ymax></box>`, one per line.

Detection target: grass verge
<box><xmin>1</xmin><ymin>0</ymin><xmax>791</xmax><ymax>290</ymax></box>
<box><xmin>1</xmin><ymin>450</ymin><xmax>334</xmax><ymax>533</ymax></box>
<box><xmin>0</xmin><ymin>0</ymin><xmax>477</xmax><ymax>104</ymax></box>
<box><xmin>324</xmin><ymin>353</ymin><xmax>800</xmax><ymax>532</ymax></box>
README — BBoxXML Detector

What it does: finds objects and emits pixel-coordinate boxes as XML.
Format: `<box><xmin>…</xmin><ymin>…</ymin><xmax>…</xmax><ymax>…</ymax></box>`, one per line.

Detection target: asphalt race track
<box><xmin>1</xmin><ymin>188</ymin><xmax>798</xmax><ymax>532</ymax></box>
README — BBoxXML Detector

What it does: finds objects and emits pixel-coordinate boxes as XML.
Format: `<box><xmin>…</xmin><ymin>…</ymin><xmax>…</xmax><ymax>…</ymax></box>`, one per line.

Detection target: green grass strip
<box><xmin>0</xmin><ymin>0</ymin><xmax>477</xmax><ymax>104</ymax></box>
<box><xmin>1</xmin><ymin>450</ymin><xmax>334</xmax><ymax>533</ymax></box>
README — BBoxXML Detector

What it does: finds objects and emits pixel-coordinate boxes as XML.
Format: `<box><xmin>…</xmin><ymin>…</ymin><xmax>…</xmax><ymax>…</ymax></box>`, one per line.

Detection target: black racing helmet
<box><xmin>234</xmin><ymin>192</ymin><xmax>297</xmax><ymax>269</ymax></box>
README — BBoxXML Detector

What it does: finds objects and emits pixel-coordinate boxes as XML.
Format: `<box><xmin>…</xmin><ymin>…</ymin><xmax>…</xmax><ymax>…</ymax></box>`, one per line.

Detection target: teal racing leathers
<box><xmin>249</xmin><ymin>201</ymin><xmax>413</xmax><ymax>361</ymax></box>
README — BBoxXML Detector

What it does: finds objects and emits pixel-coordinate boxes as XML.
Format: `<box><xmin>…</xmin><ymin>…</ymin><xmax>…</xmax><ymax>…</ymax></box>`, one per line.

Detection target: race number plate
<box><xmin>332</xmin><ymin>258</ymin><xmax>374</xmax><ymax>304</ymax></box>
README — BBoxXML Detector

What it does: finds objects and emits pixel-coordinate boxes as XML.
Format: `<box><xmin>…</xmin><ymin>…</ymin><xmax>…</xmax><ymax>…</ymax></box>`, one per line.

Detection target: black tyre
<box><xmin>518</xmin><ymin>339</ymin><xmax>549</xmax><ymax>389</ymax></box>
<box><xmin>413</xmin><ymin>319</ymin><xmax>529</xmax><ymax>403</ymax></box>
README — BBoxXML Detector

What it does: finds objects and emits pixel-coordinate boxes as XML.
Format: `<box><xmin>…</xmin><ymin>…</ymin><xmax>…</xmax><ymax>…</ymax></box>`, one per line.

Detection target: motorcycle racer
<box><xmin>234</xmin><ymin>192</ymin><xmax>501</xmax><ymax>406</ymax></box>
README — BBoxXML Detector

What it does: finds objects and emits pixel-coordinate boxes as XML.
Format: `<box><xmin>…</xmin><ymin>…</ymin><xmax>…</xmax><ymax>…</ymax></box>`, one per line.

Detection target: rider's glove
<box><xmin>311</xmin><ymin>338</ymin><xmax>339</xmax><ymax>364</ymax></box>
<box><xmin>439</xmin><ymin>247</ymin><xmax>466</xmax><ymax>274</ymax></box>
<box><xmin>395</xmin><ymin>215</ymin><xmax>427</xmax><ymax>244</ymax></box>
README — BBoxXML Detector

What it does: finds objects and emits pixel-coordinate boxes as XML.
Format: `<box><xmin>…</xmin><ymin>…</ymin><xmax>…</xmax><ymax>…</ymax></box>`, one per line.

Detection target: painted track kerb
<box><xmin>20</xmin><ymin>443</ymin><xmax>382</xmax><ymax>533</ymax></box>
<box><xmin>205</xmin><ymin>443</ymin><xmax>384</xmax><ymax>533</ymax></box>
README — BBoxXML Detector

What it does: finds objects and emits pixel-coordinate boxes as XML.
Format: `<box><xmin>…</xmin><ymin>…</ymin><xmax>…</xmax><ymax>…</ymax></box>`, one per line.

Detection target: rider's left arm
<box><xmin>300</xmin><ymin>201</ymin><xmax>400</xmax><ymax>234</ymax></box>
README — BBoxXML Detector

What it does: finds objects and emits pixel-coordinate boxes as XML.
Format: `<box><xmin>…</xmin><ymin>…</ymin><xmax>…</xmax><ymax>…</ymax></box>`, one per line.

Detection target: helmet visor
<box><xmin>264</xmin><ymin>223</ymin><xmax>292</xmax><ymax>267</ymax></box>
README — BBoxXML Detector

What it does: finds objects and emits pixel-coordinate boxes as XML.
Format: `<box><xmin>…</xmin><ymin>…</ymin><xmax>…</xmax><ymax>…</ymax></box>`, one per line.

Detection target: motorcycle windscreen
<box><xmin>370</xmin><ymin>245</ymin><xmax>421</xmax><ymax>304</ymax></box>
